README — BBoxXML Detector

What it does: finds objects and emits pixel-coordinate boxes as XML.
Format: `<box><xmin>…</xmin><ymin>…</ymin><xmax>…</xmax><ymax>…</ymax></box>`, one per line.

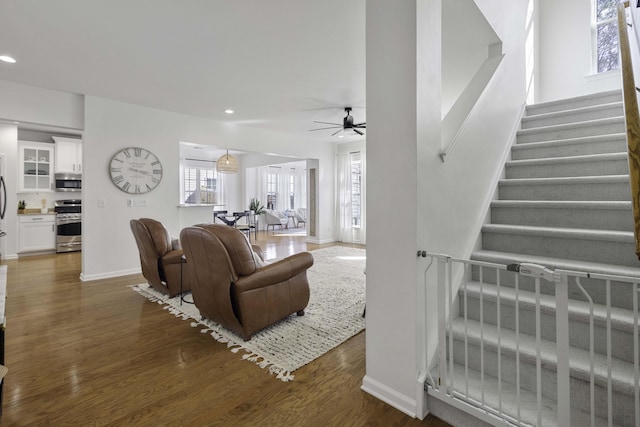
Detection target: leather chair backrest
<box><xmin>196</xmin><ymin>224</ymin><xmax>257</xmax><ymax>277</ymax></box>
<box><xmin>180</xmin><ymin>225</ymin><xmax>244</xmax><ymax>335</ymax></box>
<box><xmin>130</xmin><ymin>219</ymin><xmax>164</xmax><ymax>288</ymax></box>
<box><xmin>138</xmin><ymin>218</ymin><xmax>172</xmax><ymax>256</ymax></box>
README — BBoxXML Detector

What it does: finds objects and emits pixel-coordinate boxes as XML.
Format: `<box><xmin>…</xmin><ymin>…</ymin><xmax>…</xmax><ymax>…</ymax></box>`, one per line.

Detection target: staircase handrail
<box><xmin>617</xmin><ymin>1</ymin><xmax>640</xmax><ymax>260</ymax></box>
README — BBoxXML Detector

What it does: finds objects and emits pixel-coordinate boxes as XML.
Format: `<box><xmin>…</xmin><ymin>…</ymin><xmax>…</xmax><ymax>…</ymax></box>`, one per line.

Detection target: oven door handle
<box><xmin>57</xmin><ymin>218</ymin><xmax>81</xmax><ymax>226</ymax></box>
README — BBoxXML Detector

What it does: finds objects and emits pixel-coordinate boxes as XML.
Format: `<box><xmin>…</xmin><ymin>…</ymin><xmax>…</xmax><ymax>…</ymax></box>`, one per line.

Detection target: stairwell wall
<box><xmin>537</xmin><ymin>0</ymin><xmax>622</xmax><ymax>102</ymax></box>
<box><xmin>364</xmin><ymin>0</ymin><xmax>527</xmax><ymax>419</ymax></box>
<box><xmin>419</xmin><ymin>0</ymin><xmax>528</xmax><ymax>393</ymax></box>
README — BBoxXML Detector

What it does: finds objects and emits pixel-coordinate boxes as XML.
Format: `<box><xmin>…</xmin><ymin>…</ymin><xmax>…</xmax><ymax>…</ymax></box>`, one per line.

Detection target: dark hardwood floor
<box><xmin>0</xmin><ymin>229</ymin><xmax>450</xmax><ymax>426</ymax></box>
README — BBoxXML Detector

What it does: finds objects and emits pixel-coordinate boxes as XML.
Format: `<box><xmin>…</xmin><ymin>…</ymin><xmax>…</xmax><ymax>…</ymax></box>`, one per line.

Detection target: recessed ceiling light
<box><xmin>224</xmin><ymin>109</ymin><xmax>234</xmax><ymax>114</ymax></box>
<box><xmin>0</xmin><ymin>56</ymin><xmax>16</xmax><ymax>63</ymax></box>
<box><xmin>338</xmin><ymin>135</ymin><xmax>344</xmax><ymax>138</ymax></box>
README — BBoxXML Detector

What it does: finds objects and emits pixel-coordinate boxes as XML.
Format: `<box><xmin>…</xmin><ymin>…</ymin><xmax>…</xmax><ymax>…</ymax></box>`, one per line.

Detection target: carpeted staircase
<box><xmin>445</xmin><ymin>89</ymin><xmax>640</xmax><ymax>426</ymax></box>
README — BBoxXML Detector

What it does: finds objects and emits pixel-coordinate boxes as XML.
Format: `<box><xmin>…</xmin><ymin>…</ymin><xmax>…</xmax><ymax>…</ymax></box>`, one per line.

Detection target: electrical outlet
<box><xmin>127</xmin><ymin>199</ymin><xmax>147</xmax><ymax>207</ymax></box>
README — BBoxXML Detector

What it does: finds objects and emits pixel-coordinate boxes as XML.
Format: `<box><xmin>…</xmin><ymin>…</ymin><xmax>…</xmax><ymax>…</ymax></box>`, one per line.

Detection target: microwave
<box><xmin>55</xmin><ymin>173</ymin><xmax>82</xmax><ymax>192</ymax></box>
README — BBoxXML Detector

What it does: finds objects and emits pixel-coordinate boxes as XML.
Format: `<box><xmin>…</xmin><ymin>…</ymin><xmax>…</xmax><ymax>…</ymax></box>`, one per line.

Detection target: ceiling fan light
<box><xmin>216</xmin><ymin>150</ymin><xmax>238</xmax><ymax>174</ymax></box>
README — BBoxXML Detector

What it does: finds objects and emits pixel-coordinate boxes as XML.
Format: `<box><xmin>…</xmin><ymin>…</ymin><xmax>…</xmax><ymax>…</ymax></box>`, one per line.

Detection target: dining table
<box><xmin>213</xmin><ymin>210</ymin><xmax>248</xmax><ymax>226</ymax></box>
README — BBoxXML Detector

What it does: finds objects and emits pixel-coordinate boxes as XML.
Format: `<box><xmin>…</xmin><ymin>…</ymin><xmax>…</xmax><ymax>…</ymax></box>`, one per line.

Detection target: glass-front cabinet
<box><xmin>18</xmin><ymin>141</ymin><xmax>54</xmax><ymax>192</ymax></box>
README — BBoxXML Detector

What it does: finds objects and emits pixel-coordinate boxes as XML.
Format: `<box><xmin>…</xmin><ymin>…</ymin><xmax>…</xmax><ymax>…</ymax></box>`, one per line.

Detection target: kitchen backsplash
<box><xmin>17</xmin><ymin>192</ymin><xmax>81</xmax><ymax>212</ymax></box>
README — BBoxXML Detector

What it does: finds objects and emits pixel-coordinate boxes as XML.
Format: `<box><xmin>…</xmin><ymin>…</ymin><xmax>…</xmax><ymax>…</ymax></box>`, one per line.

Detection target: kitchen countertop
<box><xmin>17</xmin><ymin>209</ymin><xmax>55</xmax><ymax>215</ymax></box>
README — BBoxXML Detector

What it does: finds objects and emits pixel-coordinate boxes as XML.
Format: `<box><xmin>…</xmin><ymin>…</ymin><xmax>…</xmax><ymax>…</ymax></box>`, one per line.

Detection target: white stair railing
<box><xmin>418</xmin><ymin>252</ymin><xmax>640</xmax><ymax>426</ymax></box>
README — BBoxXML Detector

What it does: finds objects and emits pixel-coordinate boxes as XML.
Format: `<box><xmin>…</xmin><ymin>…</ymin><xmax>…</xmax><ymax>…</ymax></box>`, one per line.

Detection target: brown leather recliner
<box><xmin>180</xmin><ymin>223</ymin><xmax>313</xmax><ymax>340</ymax></box>
<box><xmin>130</xmin><ymin>218</ymin><xmax>190</xmax><ymax>298</ymax></box>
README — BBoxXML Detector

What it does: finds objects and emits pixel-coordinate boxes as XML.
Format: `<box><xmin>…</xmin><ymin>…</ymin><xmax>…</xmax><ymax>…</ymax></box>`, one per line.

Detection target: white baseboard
<box><xmin>80</xmin><ymin>267</ymin><xmax>141</xmax><ymax>282</ymax></box>
<box><xmin>361</xmin><ymin>375</ymin><xmax>418</xmax><ymax>418</ymax></box>
<box><xmin>308</xmin><ymin>237</ymin><xmax>336</xmax><ymax>245</ymax></box>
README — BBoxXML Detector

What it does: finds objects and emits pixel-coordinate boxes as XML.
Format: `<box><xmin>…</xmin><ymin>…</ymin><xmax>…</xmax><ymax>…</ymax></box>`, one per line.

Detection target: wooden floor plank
<box><xmin>0</xmin><ymin>230</ymin><xmax>450</xmax><ymax>426</ymax></box>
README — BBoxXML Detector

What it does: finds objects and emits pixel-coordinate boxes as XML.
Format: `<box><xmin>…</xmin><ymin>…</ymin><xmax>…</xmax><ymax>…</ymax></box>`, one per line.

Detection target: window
<box><xmin>182</xmin><ymin>159</ymin><xmax>223</xmax><ymax>205</ymax></box>
<box><xmin>350</xmin><ymin>156</ymin><xmax>362</xmax><ymax>228</ymax></box>
<box><xmin>266</xmin><ymin>169</ymin><xmax>277</xmax><ymax>210</ymax></box>
<box><xmin>289</xmin><ymin>172</ymin><xmax>295</xmax><ymax>210</ymax></box>
<box><xmin>593</xmin><ymin>0</ymin><xmax>625</xmax><ymax>73</ymax></box>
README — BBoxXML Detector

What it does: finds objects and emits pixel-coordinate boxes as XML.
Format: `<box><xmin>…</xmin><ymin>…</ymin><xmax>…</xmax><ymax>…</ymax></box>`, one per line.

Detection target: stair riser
<box><xmin>526</xmin><ymin>92</ymin><xmax>623</xmax><ymax>116</ymax></box>
<box><xmin>459</xmin><ymin>296</ymin><xmax>636</xmax><ymax>363</ymax></box>
<box><xmin>512</xmin><ymin>136</ymin><xmax>628</xmax><ymax>160</ymax></box>
<box><xmin>498</xmin><ymin>180</ymin><xmax>630</xmax><ymax>201</ymax></box>
<box><xmin>470</xmin><ymin>267</ymin><xmax>637</xmax><ymax>311</ymax></box>
<box><xmin>482</xmin><ymin>230</ymin><xmax>637</xmax><ymax>266</ymax></box>
<box><xmin>521</xmin><ymin>104</ymin><xmax>623</xmax><ymax>130</ymax></box>
<box><xmin>448</xmin><ymin>339</ymin><xmax>635</xmax><ymax>425</ymax></box>
<box><xmin>517</xmin><ymin>121</ymin><xmax>625</xmax><ymax>144</ymax></box>
<box><xmin>505</xmin><ymin>158</ymin><xmax>629</xmax><ymax>179</ymax></box>
<box><xmin>491</xmin><ymin>205</ymin><xmax>633</xmax><ymax>232</ymax></box>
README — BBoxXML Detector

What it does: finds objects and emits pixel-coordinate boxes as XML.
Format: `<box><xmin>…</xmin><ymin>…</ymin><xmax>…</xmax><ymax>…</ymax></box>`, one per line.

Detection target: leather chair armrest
<box><xmin>251</xmin><ymin>245</ymin><xmax>264</xmax><ymax>261</ymax></box>
<box><xmin>162</xmin><ymin>249</ymin><xmax>185</xmax><ymax>264</ymax></box>
<box><xmin>235</xmin><ymin>252</ymin><xmax>313</xmax><ymax>293</ymax></box>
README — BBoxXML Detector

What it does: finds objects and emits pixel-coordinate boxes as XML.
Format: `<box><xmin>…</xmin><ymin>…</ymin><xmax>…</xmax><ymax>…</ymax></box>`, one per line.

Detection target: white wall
<box><xmin>364</xmin><ymin>0</ymin><xmax>528</xmax><ymax>418</ymax></box>
<box><xmin>537</xmin><ymin>0</ymin><xmax>622</xmax><ymax>102</ymax></box>
<box><xmin>0</xmin><ymin>80</ymin><xmax>83</xmax><ymax>130</ymax></box>
<box><xmin>82</xmin><ymin>96</ymin><xmax>336</xmax><ymax>280</ymax></box>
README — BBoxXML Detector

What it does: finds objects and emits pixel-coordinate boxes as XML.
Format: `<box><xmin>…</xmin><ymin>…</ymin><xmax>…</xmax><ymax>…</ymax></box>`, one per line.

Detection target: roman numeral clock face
<box><xmin>109</xmin><ymin>147</ymin><xmax>163</xmax><ymax>194</ymax></box>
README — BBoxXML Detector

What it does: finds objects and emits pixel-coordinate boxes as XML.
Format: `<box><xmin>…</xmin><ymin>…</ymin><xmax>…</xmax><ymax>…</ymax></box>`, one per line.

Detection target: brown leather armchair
<box><xmin>180</xmin><ymin>223</ymin><xmax>313</xmax><ymax>340</ymax></box>
<box><xmin>130</xmin><ymin>218</ymin><xmax>190</xmax><ymax>298</ymax></box>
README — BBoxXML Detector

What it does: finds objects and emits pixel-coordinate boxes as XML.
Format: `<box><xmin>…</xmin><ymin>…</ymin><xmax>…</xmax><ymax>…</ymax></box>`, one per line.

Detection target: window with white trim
<box><xmin>181</xmin><ymin>159</ymin><xmax>223</xmax><ymax>205</ymax></box>
<box><xmin>350</xmin><ymin>154</ymin><xmax>362</xmax><ymax>228</ymax></box>
<box><xmin>593</xmin><ymin>0</ymin><xmax>625</xmax><ymax>73</ymax></box>
<box><xmin>266</xmin><ymin>168</ymin><xmax>277</xmax><ymax>210</ymax></box>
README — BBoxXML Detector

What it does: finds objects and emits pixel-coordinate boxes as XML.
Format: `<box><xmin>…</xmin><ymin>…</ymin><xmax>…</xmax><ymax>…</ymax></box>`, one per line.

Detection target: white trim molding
<box><xmin>361</xmin><ymin>375</ymin><xmax>418</xmax><ymax>418</ymax></box>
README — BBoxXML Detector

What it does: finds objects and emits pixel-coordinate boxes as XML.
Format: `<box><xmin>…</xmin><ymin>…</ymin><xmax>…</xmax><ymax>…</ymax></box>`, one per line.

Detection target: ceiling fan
<box><xmin>309</xmin><ymin>107</ymin><xmax>366</xmax><ymax>136</ymax></box>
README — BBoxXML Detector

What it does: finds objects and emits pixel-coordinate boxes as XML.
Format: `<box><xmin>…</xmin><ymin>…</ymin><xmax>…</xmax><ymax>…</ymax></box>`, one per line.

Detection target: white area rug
<box><xmin>131</xmin><ymin>245</ymin><xmax>366</xmax><ymax>381</ymax></box>
<box><xmin>272</xmin><ymin>227</ymin><xmax>307</xmax><ymax>236</ymax></box>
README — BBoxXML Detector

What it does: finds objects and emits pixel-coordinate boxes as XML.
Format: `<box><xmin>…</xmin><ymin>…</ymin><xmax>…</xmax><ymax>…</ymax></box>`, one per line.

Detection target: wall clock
<box><xmin>109</xmin><ymin>147</ymin><xmax>163</xmax><ymax>194</ymax></box>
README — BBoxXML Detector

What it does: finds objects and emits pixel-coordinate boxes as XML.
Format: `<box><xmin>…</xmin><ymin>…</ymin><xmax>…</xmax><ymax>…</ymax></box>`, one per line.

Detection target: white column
<box><xmin>362</xmin><ymin>0</ymin><xmax>440</xmax><ymax>418</ymax></box>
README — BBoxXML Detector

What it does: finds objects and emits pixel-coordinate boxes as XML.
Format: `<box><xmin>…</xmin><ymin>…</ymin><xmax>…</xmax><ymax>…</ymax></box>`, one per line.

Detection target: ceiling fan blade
<box><xmin>309</xmin><ymin>126</ymin><xmax>343</xmax><ymax>131</ymax></box>
<box><xmin>353</xmin><ymin>122</ymin><xmax>366</xmax><ymax>127</ymax></box>
<box><xmin>353</xmin><ymin>129</ymin><xmax>364</xmax><ymax>136</ymax></box>
<box><xmin>313</xmin><ymin>121</ymin><xmax>342</xmax><ymax>126</ymax></box>
<box><xmin>331</xmin><ymin>128</ymin><xmax>344</xmax><ymax>136</ymax></box>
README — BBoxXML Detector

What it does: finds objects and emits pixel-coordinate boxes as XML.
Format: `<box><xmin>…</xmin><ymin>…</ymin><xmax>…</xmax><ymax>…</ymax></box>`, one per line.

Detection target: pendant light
<box><xmin>216</xmin><ymin>149</ymin><xmax>238</xmax><ymax>174</ymax></box>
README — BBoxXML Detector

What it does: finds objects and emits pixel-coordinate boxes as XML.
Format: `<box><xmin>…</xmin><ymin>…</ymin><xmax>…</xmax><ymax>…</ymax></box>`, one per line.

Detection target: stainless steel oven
<box><xmin>55</xmin><ymin>199</ymin><xmax>81</xmax><ymax>253</ymax></box>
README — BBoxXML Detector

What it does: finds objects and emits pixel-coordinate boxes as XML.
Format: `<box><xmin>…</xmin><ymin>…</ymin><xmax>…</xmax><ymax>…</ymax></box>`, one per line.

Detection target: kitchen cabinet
<box><xmin>53</xmin><ymin>137</ymin><xmax>82</xmax><ymax>174</ymax></box>
<box><xmin>18</xmin><ymin>141</ymin><xmax>54</xmax><ymax>192</ymax></box>
<box><xmin>18</xmin><ymin>214</ymin><xmax>56</xmax><ymax>253</ymax></box>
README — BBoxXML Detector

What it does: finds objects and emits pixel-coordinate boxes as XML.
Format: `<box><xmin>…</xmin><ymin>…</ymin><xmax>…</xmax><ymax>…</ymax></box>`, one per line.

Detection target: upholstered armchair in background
<box><xmin>180</xmin><ymin>223</ymin><xmax>313</xmax><ymax>340</ymax></box>
<box><xmin>264</xmin><ymin>209</ymin><xmax>288</xmax><ymax>233</ymax></box>
<box><xmin>130</xmin><ymin>218</ymin><xmax>190</xmax><ymax>298</ymax></box>
<box><xmin>294</xmin><ymin>208</ymin><xmax>307</xmax><ymax>228</ymax></box>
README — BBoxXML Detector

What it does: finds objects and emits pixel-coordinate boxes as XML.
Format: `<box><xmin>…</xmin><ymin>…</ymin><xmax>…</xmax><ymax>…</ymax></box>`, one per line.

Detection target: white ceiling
<box><xmin>0</xmin><ymin>0</ymin><xmax>366</xmax><ymax>142</ymax></box>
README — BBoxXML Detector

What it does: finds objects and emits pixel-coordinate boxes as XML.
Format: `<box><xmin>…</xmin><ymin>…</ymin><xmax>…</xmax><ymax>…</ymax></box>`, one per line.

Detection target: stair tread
<box><xmin>513</xmin><ymin>132</ymin><xmax>627</xmax><ymax>148</ymax></box>
<box><xmin>449</xmin><ymin>317</ymin><xmax>636</xmax><ymax>391</ymax></box>
<box><xmin>491</xmin><ymin>200</ymin><xmax>632</xmax><ymax>210</ymax></box>
<box><xmin>506</xmin><ymin>152</ymin><xmax>627</xmax><ymax>166</ymax></box>
<box><xmin>525</xmin><ymin>90</ymin><xmax>622</xmax><ymax>115</ymax></box>
<box><xmin>462</xmin><ymin>280</ymin><xmax>637</xmax><ymax>331</ymax></box>
<box><xmin>472</xmin><ymin>250</ymin><xmax>640</xmax><ymax>279</ymax></box>
<box><xmin>429</xmin><ymin>362</ymin><xmax>612</xmax><ymax>427</ymax></box>
<box><xmin>516</xmin><ymin>116</ymin><xmax>625</xmax><ymax>136</ymax></box>
<box><xmin>500</xmin><ymin>174</ymin><xmax>629</xmax><ymax>186</ymax></box>
<box><xmin>522</xmin><ymin>101</ymin><xmax>623</xmax><ymax>123</ymax></box>
<box><xmin>482</xmin><ymin>223</ymin><xmax>634</xmax><ymax>241</ymax></box>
